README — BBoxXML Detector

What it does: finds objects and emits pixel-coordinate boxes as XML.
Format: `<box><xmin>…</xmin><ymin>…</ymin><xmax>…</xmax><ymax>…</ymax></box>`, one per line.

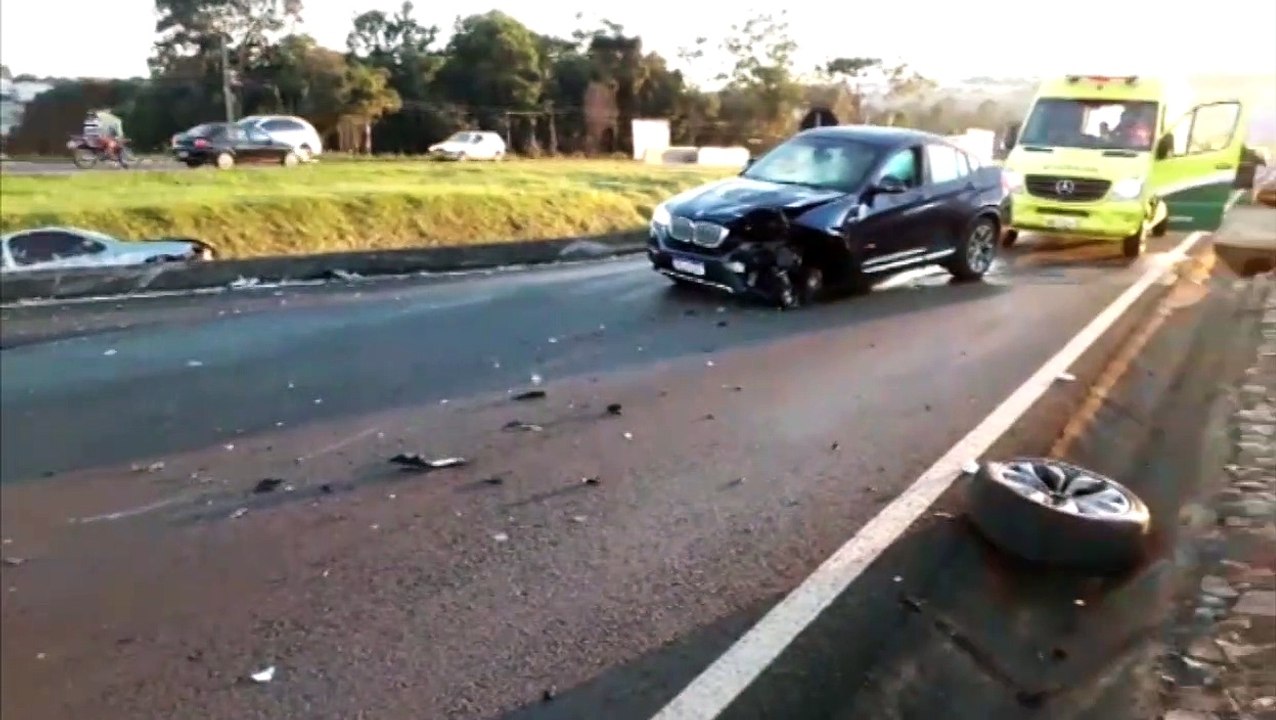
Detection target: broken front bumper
<box><xmin>647</xmin><ymin>229</ymin><xmax>791</xmax><ymax>300</ymax></box>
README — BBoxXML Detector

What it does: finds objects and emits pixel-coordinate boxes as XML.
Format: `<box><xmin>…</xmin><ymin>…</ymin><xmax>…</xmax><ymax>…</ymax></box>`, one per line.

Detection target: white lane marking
<box><xmin>297</xmin><ymin>426</ymin><xmax>382</xmax><ymax>463</ymax></box>
<box><xmin>652</xmin><ymin>231</ymin><xmax>1206</xmax><ymax>719</ymax></box>
<box><xmin>72</xmin><ymin>493</ymin><xmax>193</xmax><ymax>524</ymax></box>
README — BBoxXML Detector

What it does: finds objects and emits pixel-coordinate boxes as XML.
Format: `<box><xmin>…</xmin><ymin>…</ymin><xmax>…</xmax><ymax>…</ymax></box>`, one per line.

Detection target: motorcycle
<box><xmin>67</xmin><ymin>135</ymin><xmax>136</xmax><ymax>169</ymax></box>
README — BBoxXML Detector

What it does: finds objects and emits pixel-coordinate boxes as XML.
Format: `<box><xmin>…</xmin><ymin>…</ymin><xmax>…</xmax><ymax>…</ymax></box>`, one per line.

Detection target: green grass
<box><xmin>0</xmin><ymin>159</ymin><xmax>730</xmax><ymax>258</ymax></box>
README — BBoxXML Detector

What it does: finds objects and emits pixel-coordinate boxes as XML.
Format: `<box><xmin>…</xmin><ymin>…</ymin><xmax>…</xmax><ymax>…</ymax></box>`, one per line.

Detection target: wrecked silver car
<box><xmin>0</xmin><ymin>227</ymin><xmax>217</xmax><ymax>274</ymax></box>
<box><xmin>647</xmin><ymin>126</ymin><xmax>1012</xmax><ymax>308</ymax></box>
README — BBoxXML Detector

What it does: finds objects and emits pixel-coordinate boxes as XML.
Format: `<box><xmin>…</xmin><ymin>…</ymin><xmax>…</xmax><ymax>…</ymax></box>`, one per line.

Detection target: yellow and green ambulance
<box><xmin>1001</xmin><ymin>75</ymin><xmax>1248</xmax><ymax>257</ymax></box>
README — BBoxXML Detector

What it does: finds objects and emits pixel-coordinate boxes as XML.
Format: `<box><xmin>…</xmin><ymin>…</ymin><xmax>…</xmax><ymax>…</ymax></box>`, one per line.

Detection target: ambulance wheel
<box><xmin>1122</xmin><ymin>230</ymin><xmax>1145</xmax><ymax>259</ymax></box>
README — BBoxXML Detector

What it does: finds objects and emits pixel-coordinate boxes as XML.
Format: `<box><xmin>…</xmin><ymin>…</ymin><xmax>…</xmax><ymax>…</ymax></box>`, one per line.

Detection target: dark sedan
<box><xmin>172</xmin><ymin>122</ymin><xmax>303</xmax><ymax>169</ymax></box>
<box><xmin>647</xmin><ymin>125</ymin><xmax>1012</xmax><ymax>308</ymax></box>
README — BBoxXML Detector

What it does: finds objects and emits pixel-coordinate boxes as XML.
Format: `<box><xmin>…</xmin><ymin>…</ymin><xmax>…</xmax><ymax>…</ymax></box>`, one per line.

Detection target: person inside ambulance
<box><xmin>1112</xmin><ymin>105</ymin><xmax>1155</xmax><ymax>150</ymax></box>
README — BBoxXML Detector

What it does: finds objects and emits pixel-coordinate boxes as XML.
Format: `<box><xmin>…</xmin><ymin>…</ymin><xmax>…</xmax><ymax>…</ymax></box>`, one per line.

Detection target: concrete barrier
<box><xmin>695</xmin><ymin>146</ymin><xmax>750</xmax><ymax>168</ymax></box>
<box><xmin>643</xmin><ymin>146</ymin><xmax>700</xmax><ymax>164</ymax></box>
<box><xmin>945</xmin><ymin>128</ymin><xmax>997</xmax><ymax>166</ymax></box>
<box><xmin>0</xmin><ymin>231</ymin><xmax>648</xmax><ymax>304</ymax></box>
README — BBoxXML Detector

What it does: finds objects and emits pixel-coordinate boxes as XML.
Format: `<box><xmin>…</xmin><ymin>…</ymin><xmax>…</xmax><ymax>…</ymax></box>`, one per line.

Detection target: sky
<box><xmin>2</xmin><ymin>0</ymin><xmax>1275</xmax><ymax>84</ymax></box>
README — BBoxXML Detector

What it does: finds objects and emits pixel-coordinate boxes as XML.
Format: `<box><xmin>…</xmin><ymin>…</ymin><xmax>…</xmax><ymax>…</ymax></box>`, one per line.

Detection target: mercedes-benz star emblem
<box><xmin>1055</xmin><ymin>179</ymin><xmax>1076</xmax><ymax>195</ymax></box>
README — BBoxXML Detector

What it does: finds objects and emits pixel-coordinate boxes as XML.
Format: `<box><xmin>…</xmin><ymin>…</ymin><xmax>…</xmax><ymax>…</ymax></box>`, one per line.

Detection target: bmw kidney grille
<box><xmin>670</xmin><ymin>216</ymin><xmax>728</xmax><ymax>248</ymax></box>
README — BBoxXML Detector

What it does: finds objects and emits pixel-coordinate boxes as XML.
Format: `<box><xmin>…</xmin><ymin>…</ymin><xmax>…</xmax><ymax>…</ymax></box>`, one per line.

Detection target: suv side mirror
<box><xmin>1155</xmin><ymin>134</ymin><xmax>1173</xmax><ymax>160</ymax></box>
<box><xmin>871</xmin><ymin>175</ymin><xmax>908</xmax><ymax>195</ymax></box>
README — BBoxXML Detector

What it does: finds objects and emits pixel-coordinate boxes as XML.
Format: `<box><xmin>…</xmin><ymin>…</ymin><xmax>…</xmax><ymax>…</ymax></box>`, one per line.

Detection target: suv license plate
<box><xmin>672</xmin><ymin>258</ymin><xmax>705</xmax><ymax>276</ymax></box>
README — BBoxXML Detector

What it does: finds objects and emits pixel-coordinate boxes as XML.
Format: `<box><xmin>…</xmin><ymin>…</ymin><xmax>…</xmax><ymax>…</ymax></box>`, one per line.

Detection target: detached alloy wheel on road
<box><xmin>947</xmin><ymin>216</ymin><xmax>999</xmax><ymax>281</ymax></box>
<box><xmin>966</xmin><ymin>457</ymin><xmax>1152</xmax><ymax>572</ymax></box>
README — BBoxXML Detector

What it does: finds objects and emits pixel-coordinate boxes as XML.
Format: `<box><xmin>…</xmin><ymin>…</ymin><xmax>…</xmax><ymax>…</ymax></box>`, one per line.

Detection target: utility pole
<box><xmin>220</xmin><ymin>34</ymin><xmax>234</xmax><ymax>123</ymax></box>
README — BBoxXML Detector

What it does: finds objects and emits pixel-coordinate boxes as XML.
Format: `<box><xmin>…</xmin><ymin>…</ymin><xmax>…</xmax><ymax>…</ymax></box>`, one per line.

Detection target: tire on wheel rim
<box><xmin>71</xmin><ymin>149</ymin><xmax>98</xmax><ymax>169</ymax></box>
<box><xmin>282</xmin><ymin>151</ymin><xmax>300</xmax><ymax>167</ymax></box>
<box><xmin>948</xmin><ymin>216</ymin><xmax>999</xmax><ymax>281</ymax></box>
<box><xmin>965</xmin><ymin>457</ymin><xmax>1151</xmax><ymax>572</ymax></box>
<box><xmin>216</xmin><ymin>152</ymin><xmax>235</xmax><ymax>170</ymax></box>
<box><xmin>296</xmin><ymin>145</ymin><xmax>312</xmax><ymax>163</ymax></box>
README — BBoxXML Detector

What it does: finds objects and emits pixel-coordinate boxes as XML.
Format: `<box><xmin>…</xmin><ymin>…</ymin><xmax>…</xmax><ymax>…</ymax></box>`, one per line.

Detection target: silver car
<box><xmin>0</xmin><ymin>227</ymin><xmax>216</xmax><ymax>273</ymax></box>
<box><xmin>235</xmin><ymin>115</ymin><xmax>324</xmax><ymax>161</ymax></box>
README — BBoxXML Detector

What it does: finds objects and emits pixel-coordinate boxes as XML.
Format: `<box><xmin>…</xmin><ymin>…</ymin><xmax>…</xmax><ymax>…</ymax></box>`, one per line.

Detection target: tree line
<box><xmin>3</xmin><ymin>3</ymin><xmax>1027</xmax><ymax>156</ymax></box>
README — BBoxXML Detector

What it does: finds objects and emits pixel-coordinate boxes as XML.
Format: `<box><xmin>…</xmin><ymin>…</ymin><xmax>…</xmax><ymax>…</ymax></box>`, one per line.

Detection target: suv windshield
<box><xmin>742</xmin><ymin>135</ymin><xmax>879</xmax><ymax>192</ymax></box>
<box><xmin>1020</xmin><ymin>98</ymin><xmax>1159</xmax><ymax>152</ymax></box>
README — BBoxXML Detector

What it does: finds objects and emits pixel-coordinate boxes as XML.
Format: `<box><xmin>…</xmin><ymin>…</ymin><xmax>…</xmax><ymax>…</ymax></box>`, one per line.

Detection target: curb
<box><xmin>0</xmin><ymin>232</ymin><xmax>648</xmax><ymax>303</ymax></box>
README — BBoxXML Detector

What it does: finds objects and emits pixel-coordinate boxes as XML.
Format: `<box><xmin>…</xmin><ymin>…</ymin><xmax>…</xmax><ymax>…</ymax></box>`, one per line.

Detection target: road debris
<box><xmin>3</xmin><ymin>557</ymin><xmax>25</xmax><ymax>567</ymax></box>
<box><xmin>229</xmin><ymin>277</ymin><xmax>260</xmax><ymax>289</ymax></box>
<box><xmin>960</xmin><ymin>460</ymin><xmax>979</xmax><ymax>474</ymax></box>
<box><xmin>481</xmin><ymin>476</ymin><xmax>505</xmax><ymax>486</ymax></box>
<box><xmin>132</xmin><ymin>461</ymin><xmax>165</xmax><ymax>473</ymax></box>
<box><xmin>492</xmin><ymin>532</ymin><xmax>509</xmax><ymax>543</ymax></box>
<box><xmin>717</xmin><ymin>320</ymin><xmax>729</xmax><ymax>327</ymax></box>
<box><xmin>185</xmin><ymin>360</ymin><xmax>204</xmax><ymax>368</ymax></box>
<box><xmin>606</xmin><ymin>403</ymin><xmax>623</xmax><ymax>415</ymax></box>
<box><xmin>249</xmin><ymin>666</ymin><xmax>275</xmax><ymax>683</ymax></box>
<box><xmin>512</xmin><ymin>389</ymin><xmax>547</xmax><ymax>401</ymax></box>
<box><xmin>570</xmin><ymin>515</ymin><xmax>587</xmax><ymax>524</ymax></box>
<box><xmin>543</xmin><ymin>686</ymin><xmax>557</xmax><ymax>701</ymax></box>
<box><xmin>530</xmin><ymin>373</ymin><xmax>543</xmax><ymax>386</ymax></box>
<box><xmin>503</xmin><ymin>420</ymin><xmax>544</xmax><ymax>432</ymax></box>
<box><xmin>103</xmin><ymin>349</ymin><xmax>117</xmax><ymax>356</ymax></box>
<box><xmin>622</xmin><ymin>432</ymin><xmax>633</xmax><ymax>440</ymax></box>
<box><xmin>1056</xmin><ymin>371</ymin><xmax>1077</xmax><ymax>382</ymax></box>
<box><xmin>229</xmin><ymin>508</ymin><xmax>248</xmax><ymax>519</ymax></box>
<box><xmin>253</xmin><ymin>478</ymin><xmax>285</xmax><ymax>494</ymax></box>
<box><xmin>830</xmin><ymin>441</ymin><xmax>840</xmax><ymax>451</ymax></box>
<box><xmin>582</xmin><ymin>476</ymin><xmax>601</xmax><ymax>486</ymax></box>
<box><xmin>389</xmin><ymin>454</ymin><xmax>469</xmax><ymax>471</ymax></box>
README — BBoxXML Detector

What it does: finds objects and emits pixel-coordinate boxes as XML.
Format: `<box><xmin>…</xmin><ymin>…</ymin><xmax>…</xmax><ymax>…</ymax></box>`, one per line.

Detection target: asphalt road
<box><xmin>0</xmin><ymin>158</ymin><xmax>180</xmax><ymax>175</ymax></box>
<box><xmin>0</xmin><ymin>234</ymin><xmax>1199</xmax><ymax>720</ymax></box>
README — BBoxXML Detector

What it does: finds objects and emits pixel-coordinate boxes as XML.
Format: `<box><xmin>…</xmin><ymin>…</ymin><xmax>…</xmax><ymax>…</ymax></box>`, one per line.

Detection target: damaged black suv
<box><xmin>647</xmin><ymin>125</ymin><xmax>1011</xmax><ymax>308</ymax></box>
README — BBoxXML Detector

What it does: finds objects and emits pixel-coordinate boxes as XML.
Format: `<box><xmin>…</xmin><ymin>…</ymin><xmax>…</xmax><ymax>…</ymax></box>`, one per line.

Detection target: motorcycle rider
<box><xmin>82</xmin><ymin>109</ymin><xmax>124</xmax><ymax>159</ymax></box>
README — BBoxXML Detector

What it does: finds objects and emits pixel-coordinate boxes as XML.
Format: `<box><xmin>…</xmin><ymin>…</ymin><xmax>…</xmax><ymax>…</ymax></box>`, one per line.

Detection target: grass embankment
<box><xmin>0</xmin><ymin>160</ymin><xmax>729</xmax><ymax>258</ymax></box>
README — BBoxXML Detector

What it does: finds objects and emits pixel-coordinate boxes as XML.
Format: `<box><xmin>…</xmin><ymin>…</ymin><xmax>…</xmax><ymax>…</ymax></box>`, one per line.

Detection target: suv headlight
<box><xmin>651</xmin><ymin>203</ymin><xmax>671</xmax><ymax>227</ymax></box>
<box><xmin>1110</xmin><ymin>177</ymin><xmax>1144</xmax><ymax>201</ymax></box>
